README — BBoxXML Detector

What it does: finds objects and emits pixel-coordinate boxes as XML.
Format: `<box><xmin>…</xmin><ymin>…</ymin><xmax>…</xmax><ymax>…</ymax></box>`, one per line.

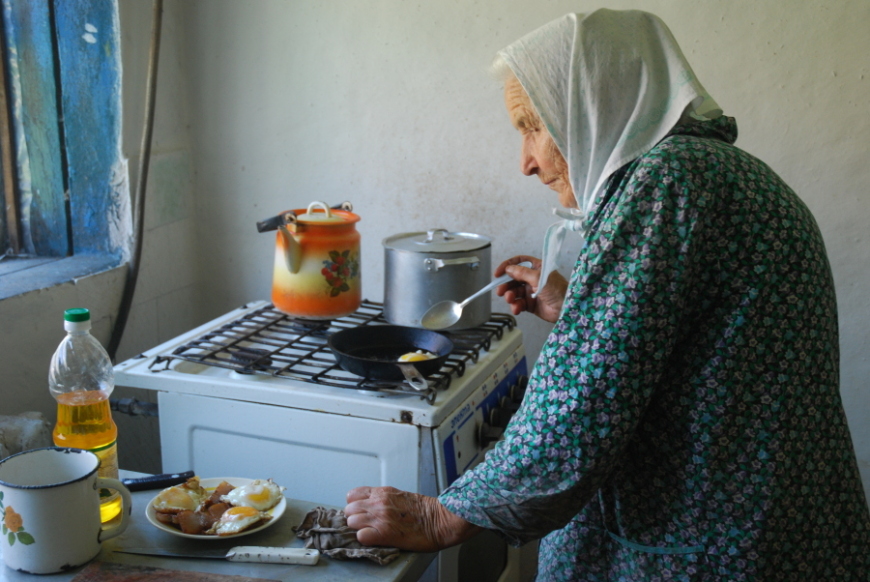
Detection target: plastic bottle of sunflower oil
<box><xmin>48</xmin><ymin>308</ymin><xmax>121</xmax><ymax>523</ymax></box>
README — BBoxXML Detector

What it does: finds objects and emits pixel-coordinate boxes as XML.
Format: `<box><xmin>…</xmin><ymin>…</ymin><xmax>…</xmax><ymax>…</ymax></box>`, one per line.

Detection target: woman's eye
<box><xmin>518</xmin><ymin>121</ymin><xmax>537</xmax><ymax>134</ymax></box>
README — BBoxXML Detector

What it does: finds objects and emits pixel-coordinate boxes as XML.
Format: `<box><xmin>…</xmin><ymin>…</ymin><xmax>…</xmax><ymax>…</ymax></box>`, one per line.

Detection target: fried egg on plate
<box><xmin>220</xmin><ymin>479</ymin><xmax>285</xmax><ymax>511</ymax></box>
<box><xmin>151</xmin><ymin>476</ymin><xmax>208</xmax><ymax>513</ymax></box>
<box><xmin>208</xmin><ymin>505</ymin><xmax>269</xmax><ymax>536</ymax></box>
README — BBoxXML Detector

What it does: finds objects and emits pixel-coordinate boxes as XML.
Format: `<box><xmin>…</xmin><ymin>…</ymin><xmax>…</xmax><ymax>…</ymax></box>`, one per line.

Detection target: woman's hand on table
<box><xmin>345</xmin><ymin>486</ymin><xmax>480</xmax><ymax>552</ymax></box>
<box><xmin>495</xmin><ymin>255</ymin><xmax>567</xmax><ymax>323</ymax></box>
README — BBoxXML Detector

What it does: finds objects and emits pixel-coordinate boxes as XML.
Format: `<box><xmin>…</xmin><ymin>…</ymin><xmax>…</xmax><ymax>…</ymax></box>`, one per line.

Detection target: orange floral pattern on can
<box><xmin>4</xmin><ymin>506</ymin><xmax>22</xmax><ymax>531</ymax></box>
<box><xmin>320</xmin><ymin>250</ymin><xmax>359</xmax><ymax>297</ymax></box>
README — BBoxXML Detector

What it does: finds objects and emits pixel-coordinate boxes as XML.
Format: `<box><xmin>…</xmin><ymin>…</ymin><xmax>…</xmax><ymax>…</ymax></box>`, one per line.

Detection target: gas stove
<box><xmin>113</xmin><ymin>300</ymin><xmax>533</xmax><ymax>582</ymax></box>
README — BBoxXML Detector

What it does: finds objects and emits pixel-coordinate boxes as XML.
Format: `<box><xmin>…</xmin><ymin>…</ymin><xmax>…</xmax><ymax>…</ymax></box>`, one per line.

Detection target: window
<box><xmin>0</xmin><ymin>0</ymin><xmax>127</xmax><ymax>295</ymax></box>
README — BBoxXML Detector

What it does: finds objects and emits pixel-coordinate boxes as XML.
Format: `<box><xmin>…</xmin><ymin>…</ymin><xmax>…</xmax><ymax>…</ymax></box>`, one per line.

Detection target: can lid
<box><xmin>64</xmin><ymin>308</ymin><xmax>91</xmax><ymax>322</ymax></box>
<box><xmin>294</xmin><ymin>201</ymin><xmax>358</xmax><ymax>224</ymax></box>
<box><xmin>383</xmin><ymin>229</ymin><xmax>491</xmax><ymax>253</ymax></box>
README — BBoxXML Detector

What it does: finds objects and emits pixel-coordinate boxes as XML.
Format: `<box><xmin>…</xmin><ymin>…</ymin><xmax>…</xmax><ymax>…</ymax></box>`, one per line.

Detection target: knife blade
<box><xmin>115</xmin><ymin>546</ymin><xmax>319</xmax><ymax>565</ymax></box>
<box><xmin>121</xmin><ymin>471</ymin><xmax>196</xmax><ymax>491</ymax></box>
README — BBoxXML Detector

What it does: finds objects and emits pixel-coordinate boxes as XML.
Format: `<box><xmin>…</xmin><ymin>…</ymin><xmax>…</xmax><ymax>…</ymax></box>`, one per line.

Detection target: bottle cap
<box><xmin>64</xmin><ymin>308</ymin><xmax>91</xmax><ymax>322</ymax></box>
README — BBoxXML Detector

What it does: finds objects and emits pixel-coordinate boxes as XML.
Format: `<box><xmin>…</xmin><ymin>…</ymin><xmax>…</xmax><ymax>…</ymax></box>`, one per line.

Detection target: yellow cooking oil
<box><xmin>52</xmin><ymin>390</ymin><xmax>122</xmax><ymax>523</ymax></box>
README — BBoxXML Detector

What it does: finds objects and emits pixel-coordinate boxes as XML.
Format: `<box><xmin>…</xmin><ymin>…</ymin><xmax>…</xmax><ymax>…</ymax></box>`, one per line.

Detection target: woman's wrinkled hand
<box><xmin>345</xmin><ymin>486</ymin><xmax>480</xmax><ymax>552</ymax></box>
<box><xmin>494</xmin><ymin>255</ymin><xmax>567</xmax><ymax>323</ymax></box>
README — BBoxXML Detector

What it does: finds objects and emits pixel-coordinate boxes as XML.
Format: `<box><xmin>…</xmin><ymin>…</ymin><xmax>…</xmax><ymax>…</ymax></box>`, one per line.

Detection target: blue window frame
<box><xmin>0</xmin><ymin>0</ymin><xmax>126</xmax><ymax>290</ymax></box>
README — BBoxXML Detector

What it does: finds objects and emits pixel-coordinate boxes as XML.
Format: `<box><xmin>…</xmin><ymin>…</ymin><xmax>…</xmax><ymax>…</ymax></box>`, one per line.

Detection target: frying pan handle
<box><xmin>397</xmin><ymin>364</ymin><xmax>429</xmax><ymax>391</ymax></box>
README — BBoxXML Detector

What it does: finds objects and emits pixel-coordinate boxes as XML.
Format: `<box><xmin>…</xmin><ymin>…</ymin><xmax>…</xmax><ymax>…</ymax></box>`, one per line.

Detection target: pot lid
<box><xmin>383</xmin><ymin>229</ymin><xmax>491</xmax><ymax>253</ymax></box>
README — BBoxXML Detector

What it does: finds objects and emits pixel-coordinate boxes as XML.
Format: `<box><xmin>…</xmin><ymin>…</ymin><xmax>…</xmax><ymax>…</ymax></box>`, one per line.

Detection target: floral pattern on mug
<box><xmin>321</xmin><ymin>250</ymin><xmax>359</xmax><ymax>297</ymax></box>
<box><xmin>0</xmin><ymin>493</ymin><xmax>35</xmax><ymax>546</ymax></box>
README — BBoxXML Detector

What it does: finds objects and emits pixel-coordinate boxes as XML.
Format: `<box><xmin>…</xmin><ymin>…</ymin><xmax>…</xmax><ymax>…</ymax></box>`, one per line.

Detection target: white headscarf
<box><xmin>497</xmin><ymin>9</ymin><xmax>721</xmax><ymax>290</ymax></box>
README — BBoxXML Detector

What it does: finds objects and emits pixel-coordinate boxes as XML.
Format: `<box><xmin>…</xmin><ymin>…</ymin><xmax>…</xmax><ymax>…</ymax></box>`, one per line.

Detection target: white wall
<box><xmin>1</xmin><ymin>0</ymin><xmax>867</xmax><ymax>495</ymax></box>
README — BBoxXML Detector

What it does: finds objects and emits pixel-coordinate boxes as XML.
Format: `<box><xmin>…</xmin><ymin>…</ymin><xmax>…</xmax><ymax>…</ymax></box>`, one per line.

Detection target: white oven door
<box><xmin>156</xmin><ymin>391</ymin><xmax>421</xmax><ymax>506</ymax></box>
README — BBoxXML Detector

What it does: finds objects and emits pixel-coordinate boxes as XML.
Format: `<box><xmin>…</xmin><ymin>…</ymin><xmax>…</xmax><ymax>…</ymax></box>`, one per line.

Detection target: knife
<box><xmin>121</xmin><ymin>471</ymin><xmax>196</xmax><ymax>491</ymax></box>
<box><xmin>115</xmin><ymin>546</ymin><xmax>320</xmax><ymax>565</ymax></box>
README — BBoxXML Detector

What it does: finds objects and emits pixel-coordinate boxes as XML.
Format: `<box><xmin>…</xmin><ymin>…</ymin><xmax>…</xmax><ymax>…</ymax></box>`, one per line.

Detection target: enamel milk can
<box><xmin>257</xmin><ymin>201</ymin><xmax>361</xmax><ymax>319</ymax></box>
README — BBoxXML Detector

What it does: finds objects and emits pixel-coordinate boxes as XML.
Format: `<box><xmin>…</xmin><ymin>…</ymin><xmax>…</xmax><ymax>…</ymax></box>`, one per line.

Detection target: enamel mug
<box><xmin>0</xmin><ymin>447</ymin><xmax>132</xmax><ymax>574</ymax></box>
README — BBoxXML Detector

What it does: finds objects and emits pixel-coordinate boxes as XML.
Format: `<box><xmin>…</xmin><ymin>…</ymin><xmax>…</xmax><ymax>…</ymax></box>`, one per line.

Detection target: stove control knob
<box><xmin>501</xmin><ymin>395</ymin><xmax>521</xmax><ymax>416</ymax></box>
<box><xmin>510</xmin><ymin>377</ymin><xmax>528</xmax><ymax>402</ymax></box>
<box><xmin>490</xmin><ymin>407</ymin><xmax>510</xmax><ymax>429</ymax></box>
<box><xmin>478</xmin><ymin>422</ymin><xmax>504</xmax><ymax>448</ymax></box>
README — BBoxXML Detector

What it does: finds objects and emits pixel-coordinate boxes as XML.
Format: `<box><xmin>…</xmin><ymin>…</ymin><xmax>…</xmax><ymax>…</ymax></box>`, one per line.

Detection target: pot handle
<box><xmin>424</xmin><ymin>256</ymin><xmax>480</xmax><ymax>272</ymax></box>
<box><xmin>425</xmin><ymin>228</ymin><xmax>454</xmax><ymax>243</ymax></box>
<box><xmin>257</xmin><ymin>211</ymin><xmax>297</xmax><ymax>233</ymax></box>
<box><xmin>397</xmin><ymin>364</ymin><xmax>429</xmax><ymax>391</ymax></box>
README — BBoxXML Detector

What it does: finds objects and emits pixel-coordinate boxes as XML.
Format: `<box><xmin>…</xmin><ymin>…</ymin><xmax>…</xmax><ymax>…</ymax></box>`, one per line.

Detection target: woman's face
<box><xmin>504</xmin><ymin>75</ymin><xmax>576</xmax><ymax>209</ymax></box>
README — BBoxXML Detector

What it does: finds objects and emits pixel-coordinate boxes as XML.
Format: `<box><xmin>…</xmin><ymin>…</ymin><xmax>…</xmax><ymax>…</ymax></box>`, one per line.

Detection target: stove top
<box><xmin>147</xmin><ymin>300</ymin><xmax>516</xmax><ymax>403</ymax></box>
<box><xmin>114</xmin><ymin>301</ymin><xmax>527</xmax><ymax>426</ymax></box>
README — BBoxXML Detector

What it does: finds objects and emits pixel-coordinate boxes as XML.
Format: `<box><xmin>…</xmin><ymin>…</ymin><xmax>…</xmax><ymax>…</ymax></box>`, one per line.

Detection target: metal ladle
<box><xmin>421</xmin><ymin>262</ymin><xmax>532</xmax><ymax>330</ymax></box>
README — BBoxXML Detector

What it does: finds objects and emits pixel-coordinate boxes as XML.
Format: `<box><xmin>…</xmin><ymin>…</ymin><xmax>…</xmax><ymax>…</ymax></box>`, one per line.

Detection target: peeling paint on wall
<box><xmin>54</xmin><ymin>0</ymin><xmax>130</xmax><ymax>258</ymax></box>
<box><xmin>109</xmin><ymin>157</ymin><xmax>132</xmax><ymax>263</ymax></box>
<box><xmin>1</xmin><ymin>0</ymin><xmax>130</xmax><ymax>260</ymax></box>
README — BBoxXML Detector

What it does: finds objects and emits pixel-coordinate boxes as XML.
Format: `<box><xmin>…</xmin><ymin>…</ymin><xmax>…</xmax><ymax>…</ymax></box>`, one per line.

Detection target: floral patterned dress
<box><xmin>439</xmin><ymin>117</ymin><xmax>870</xmax><ymax>581</ymax></box>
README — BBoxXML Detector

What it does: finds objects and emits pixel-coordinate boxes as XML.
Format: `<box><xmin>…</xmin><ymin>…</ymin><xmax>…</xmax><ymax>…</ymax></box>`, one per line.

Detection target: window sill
<box><xmin>0</xmin><ymin>254</ymin><xmax>125</xmax><ymax>301</ymax></box>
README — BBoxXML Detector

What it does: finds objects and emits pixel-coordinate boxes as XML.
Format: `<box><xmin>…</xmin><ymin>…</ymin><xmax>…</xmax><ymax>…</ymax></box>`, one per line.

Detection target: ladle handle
<box><xmin>460</xmin><ymin>261</ymin><xmax>532</xmax><ymax>307</ymax></box>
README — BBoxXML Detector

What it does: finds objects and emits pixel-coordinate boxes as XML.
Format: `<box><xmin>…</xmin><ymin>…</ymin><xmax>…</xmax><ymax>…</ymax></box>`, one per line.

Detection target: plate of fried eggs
<box><xmin>146</xmin><ymin>476</ymin><xmax>287</xmax><ymax>539</ymax></box>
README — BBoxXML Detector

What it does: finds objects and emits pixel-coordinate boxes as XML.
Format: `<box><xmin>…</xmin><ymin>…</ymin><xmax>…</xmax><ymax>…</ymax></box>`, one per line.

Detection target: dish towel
<box><xmin>293</xmin><ymin>507</ymin><xmax>401</xmax><ymax>565</ymax></box>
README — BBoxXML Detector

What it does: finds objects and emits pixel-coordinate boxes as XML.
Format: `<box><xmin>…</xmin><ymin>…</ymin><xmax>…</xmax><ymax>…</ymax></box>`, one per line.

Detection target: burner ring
<box><xmin>229</xmin><ymin>347</ymin><xmax>273</xmax><ymax>369</ymax></box>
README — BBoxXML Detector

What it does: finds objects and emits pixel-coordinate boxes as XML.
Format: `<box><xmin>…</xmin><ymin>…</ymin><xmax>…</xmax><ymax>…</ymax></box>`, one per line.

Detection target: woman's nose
<box><xmin>520</xmin><ymin>138</ymin><xmax>538</xmax><ymax>176</ymax></box>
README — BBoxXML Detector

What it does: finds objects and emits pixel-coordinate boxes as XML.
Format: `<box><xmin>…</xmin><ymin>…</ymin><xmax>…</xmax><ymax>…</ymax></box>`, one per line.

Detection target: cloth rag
<box><xmin>293</xmin><ymin>507</ymin><xmax>401</xmax><ymax>565</ymax></box>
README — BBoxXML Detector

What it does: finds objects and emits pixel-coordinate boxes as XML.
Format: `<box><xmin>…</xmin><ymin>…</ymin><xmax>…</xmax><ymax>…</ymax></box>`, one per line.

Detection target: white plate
<box><xmin>146</xmin><ymin>477</ymin><xmax>287</xmax><ymax>540</ymax></box>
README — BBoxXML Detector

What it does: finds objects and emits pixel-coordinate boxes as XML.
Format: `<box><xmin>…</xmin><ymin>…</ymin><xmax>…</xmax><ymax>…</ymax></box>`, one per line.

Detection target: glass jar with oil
<box><xmin>48</xmin><ymin>308</ymin><xmax>121</xmax><ymax>523</ymax></box>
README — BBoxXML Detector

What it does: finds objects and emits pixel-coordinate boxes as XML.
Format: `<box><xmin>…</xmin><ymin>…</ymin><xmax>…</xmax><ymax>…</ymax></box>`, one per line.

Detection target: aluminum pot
<box><xmin>383</xmin><ymin>229</ymin><xmax>491</xmax><ymax>330</ymax></box>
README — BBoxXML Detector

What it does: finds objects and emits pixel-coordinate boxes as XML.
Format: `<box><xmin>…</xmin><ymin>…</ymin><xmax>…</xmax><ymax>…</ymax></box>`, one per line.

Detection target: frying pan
<box><xmin>327</xmin><ymin>325</ymin><xmax>453</xmax><ymax>391</ymax></box>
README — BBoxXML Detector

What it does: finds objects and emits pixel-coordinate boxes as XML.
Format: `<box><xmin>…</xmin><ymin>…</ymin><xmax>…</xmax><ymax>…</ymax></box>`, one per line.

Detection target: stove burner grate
<box><xmin>148</xmin><ymin>300</ymin><xmax>516</xmax><ymax>402</ymax></box>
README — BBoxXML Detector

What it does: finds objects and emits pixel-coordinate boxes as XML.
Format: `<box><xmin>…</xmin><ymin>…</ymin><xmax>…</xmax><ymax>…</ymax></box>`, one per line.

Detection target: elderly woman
<box><xmin>346</xmin><ymin>9</ymin><xmax>870</xmax><ymax>581</ymax></box>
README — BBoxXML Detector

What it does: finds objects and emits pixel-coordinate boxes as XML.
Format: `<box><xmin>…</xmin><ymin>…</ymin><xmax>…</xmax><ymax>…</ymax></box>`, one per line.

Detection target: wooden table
<box><xmin>1</xmin><ymin>473</ymin><xmax>434</xmax><ymax>582</ymax></box>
